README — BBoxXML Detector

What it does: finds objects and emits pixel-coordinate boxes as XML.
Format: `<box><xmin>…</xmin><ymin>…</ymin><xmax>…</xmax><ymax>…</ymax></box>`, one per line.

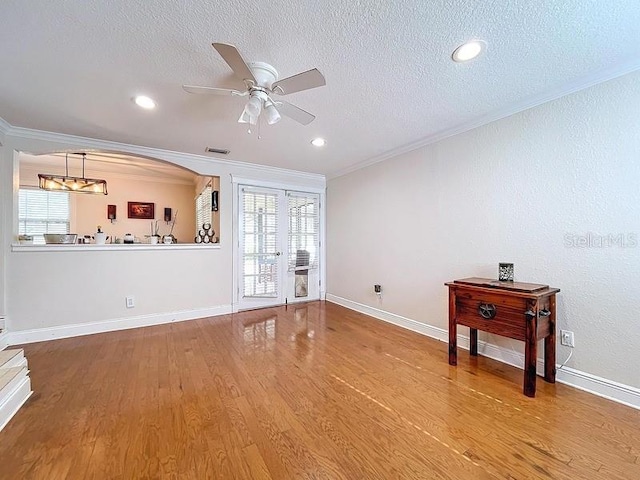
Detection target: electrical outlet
<box><xmin>560</xmin><ymin>330</ymin><xmax>574</xmax><ymax>347</ymax></box>
<box><xmin>125</xmin><ymin>296</ymin><xmax>135</xmax><ymax>308</ymax></box>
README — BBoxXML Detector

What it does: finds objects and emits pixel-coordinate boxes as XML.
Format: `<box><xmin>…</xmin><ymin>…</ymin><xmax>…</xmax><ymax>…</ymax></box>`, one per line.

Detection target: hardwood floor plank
<box><xmin>0</xmin><ymin>301</ymin><xmax>638</xmax><ymax>479</ymax></box>
<box><xmin>241</xmin><ymin>443</ymin><xmax>273</xmax><ymax>480</ymax></box>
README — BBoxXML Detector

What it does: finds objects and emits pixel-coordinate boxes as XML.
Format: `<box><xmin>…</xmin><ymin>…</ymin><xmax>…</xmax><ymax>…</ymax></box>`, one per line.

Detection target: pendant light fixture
<box><xmin>38</xmin><ymin>153</ymin><xmax>108</xmax><ymax>195</ymax></box>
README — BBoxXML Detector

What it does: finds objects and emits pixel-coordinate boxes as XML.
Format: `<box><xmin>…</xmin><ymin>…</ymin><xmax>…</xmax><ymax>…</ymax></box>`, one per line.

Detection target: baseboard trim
<box><xmin>326</xmin><ymin>293</ymin><xmax>449</xmax><ymax>341</ymax></box>
<box><xmin>0</xmin><ymin>349</ymin><xmax>27</xmax><ymax>369</ymax></box>
<box><xmin>555</xmin><ymin>366</ymin><xmax>640</xmax><ymax>410</ymax></box>
<box><xmin>0</xmin><ymin>332</ymin><xmax>9</xmax><ymax>351</ymax></box>
<box><xmin>0</xmin><ymin>375</ymin><xmax>32</xmax><ymax>432</ymax></box>
<box><xmin>8</xmin><ymin>305</ymin><xmax>233</xmax><ymax>345</ymax></box>
<box><xmin>325</xmin><ymin>294</ymin><xmax>640</xmax><ymax>410</ymax></box>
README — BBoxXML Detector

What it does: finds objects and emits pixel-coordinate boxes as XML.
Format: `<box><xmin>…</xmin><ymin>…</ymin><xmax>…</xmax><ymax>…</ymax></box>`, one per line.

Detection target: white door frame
<box><xmin>231</xmin><ymin>176</ymin><xmax>326</xmax><ymax>313</ymax></box>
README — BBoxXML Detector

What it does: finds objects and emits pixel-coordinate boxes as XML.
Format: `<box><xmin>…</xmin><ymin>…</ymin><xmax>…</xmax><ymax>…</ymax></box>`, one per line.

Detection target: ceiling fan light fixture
<box><xmin>452</xmin><ymin>40</ymin><xmax>485</xmax><ymax>62</ymax></box>
<box><xmin>244</xmin><ymin>95</ymin><xmax>263</xmax><ymax>117</ymax></box>
<box><xmin>238</xmin><ymin>109</ymin><xmax>257</xmax><ymax>125</ymax></box>
<box><xmin>264</xmin><ymin>101</ymin><xmax>281</xmax><ymax>125</ymax></box>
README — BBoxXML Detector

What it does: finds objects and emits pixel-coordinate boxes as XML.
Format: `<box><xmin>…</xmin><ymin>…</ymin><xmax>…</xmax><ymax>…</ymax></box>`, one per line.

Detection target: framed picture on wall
<box><xmin>128</xmin><ymin>202</ymin><xmax>155</xmax><ymax>219</ymax></box>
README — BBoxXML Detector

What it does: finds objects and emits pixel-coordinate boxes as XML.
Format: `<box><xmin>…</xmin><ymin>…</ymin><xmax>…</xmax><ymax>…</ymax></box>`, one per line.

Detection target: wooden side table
<box><xmin>445</xmin><ymin>278</ymin><xmax>560</xmax><ymax>397</ymax></box>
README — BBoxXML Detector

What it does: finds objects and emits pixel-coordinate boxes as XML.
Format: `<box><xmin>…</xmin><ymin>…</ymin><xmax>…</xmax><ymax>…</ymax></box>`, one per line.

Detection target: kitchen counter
<box><xmin>12</xmin><ymin>243</ymin><xmax>221</xmax><ymax>252</ymax></box>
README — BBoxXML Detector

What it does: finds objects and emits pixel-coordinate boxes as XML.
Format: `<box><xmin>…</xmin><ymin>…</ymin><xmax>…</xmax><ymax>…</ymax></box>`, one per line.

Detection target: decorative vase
<box><xmin>94</xmin><ymin>232</ymin><xmax>107</xmax><ymax>245</ymax></box>
<box><xmin>150</xmin><ymin>236</ymin><xmax>159</xmax><ymax>245</ymax></box>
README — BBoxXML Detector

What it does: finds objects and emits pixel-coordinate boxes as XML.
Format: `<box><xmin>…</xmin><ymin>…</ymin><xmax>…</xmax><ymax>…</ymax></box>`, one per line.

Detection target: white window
<box><xmin>18</xmin><ymin>188</ymin><xmax>70</xmax><ymax>244</ymax></box>
<box><xmin>195</xmin><ymin>183</ymin><xmax>212</xmax><ymax>233</ymax></box>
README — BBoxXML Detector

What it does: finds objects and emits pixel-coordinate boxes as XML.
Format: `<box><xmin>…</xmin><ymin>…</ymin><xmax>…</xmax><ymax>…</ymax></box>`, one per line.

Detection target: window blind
<box><xmin>195</xmin><ymin>184</ymin><xmax>212</xmax><ymax>232</ymax></box>
<box><xmin>18</xmin><ymin>188</ymin><xmax>70</xmax><ymax>244</ymax></box>
<box><xmin>242</xmin><ymin>188</ymin><xmax>279</xmax><ymax>298</ymax></box>
<box><xmin>287</xmin><ymin>192</ymin><xmax>319</xmax><ymax>271</ymax></box>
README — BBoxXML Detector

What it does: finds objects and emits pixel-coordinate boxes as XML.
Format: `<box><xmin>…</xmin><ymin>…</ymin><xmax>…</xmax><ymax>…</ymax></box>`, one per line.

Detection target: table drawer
<box><xmin>456</xmin><ymin>295</ymin><xmax>526</xmax><ymax>341</ymax></box>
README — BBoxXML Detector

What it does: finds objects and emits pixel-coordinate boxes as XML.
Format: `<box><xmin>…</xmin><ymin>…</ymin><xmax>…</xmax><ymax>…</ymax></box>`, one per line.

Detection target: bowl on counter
<box><xmin>43</xmin><ymin>234</ymin><xmax>78</xmax><ymax>244</ymax></box>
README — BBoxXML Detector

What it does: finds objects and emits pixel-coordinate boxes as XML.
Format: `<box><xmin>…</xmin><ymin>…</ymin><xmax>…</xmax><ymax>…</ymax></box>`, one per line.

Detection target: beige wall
<box><xmin>20</xmin><ymin>163</ymin><xmax>197</xmax><ymax>242</ymax></box>
<box><xmin>327</xmin><ymin>70</ymin><xmax>640</xmax><ymax>389</ymax></box>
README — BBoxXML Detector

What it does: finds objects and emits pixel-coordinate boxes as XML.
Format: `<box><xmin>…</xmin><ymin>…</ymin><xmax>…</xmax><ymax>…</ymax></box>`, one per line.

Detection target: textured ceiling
<box><xmin>1</xmin><ymin>1</ymin><xmax>639</xmax><ymax>176</ymax></box>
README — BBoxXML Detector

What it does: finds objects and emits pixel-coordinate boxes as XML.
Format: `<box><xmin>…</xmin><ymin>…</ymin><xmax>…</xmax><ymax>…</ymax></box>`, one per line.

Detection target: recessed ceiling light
<box><xmin>311</xmin><ymin>138</ymin><xmax>326</xmax><ymax>147</ymax></box>
<box><xmin>451</xmin><ymin>40</ymin><xmax>485</xmax><ymax>63</ymax></box>
<box><xmin>134</xmin><ymin>95</ymin><xmax>156</xmax><ymax>109</ymax></box>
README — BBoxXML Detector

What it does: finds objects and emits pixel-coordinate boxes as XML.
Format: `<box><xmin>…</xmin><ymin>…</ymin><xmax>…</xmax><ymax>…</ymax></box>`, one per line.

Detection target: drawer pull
<box><xmin>478</xmin><ymin>303</ymin><xmax>497</xmax><ymax>319</ymax></box>
<box><xmin>525</xmin><ymin>309</ymin><xmax>551</xmax><ymax>318</ymax></box>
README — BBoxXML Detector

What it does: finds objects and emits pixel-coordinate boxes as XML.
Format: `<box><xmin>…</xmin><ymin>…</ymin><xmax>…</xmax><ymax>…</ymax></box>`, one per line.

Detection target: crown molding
<box><xmin>329</xmin><ymin>59</ymin><xmax>640</xmax><ymax>179</ymax></box>
<box><xmin>5</xmin><ymin>125</ymin><xmax>326</xmax><ymax>184</ymax></box>
<box><xmin>0</xmin><ymin>116</ymin><xmax>10</xmax><ymax>141</ymax></box>
<box><xmin>0</xmin><ymin>116</ymin><xmax>10</xmax><ymax>132</ymax></box>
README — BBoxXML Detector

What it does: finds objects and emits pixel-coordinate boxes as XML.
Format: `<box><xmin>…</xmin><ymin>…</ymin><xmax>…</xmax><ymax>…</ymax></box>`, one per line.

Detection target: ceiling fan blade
<box><xmin>212</xmin><ymin>43</ymin><xmax>256</xmax><ymax>84</ymax></box>
<box><xmin>182</xmin><ymin>85</ymin><xmax>246</xmax><ymax>96</ymax></box>
<box><xmin>271</xmin><ymin>68</ymin><xmax>326</xmax><ymax>95</ymax></box>
<box><xmin>275</xmin><ymin>100</ymin><xmax>316</xmax><ymax>125</ymax></box>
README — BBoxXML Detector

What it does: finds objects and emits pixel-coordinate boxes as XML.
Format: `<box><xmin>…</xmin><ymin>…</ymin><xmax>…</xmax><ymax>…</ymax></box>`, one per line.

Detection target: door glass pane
<box><xmin>242</xmin><ymin>189</ymin><xmax>279</xmax><ymax>298</ymax></box>
<box><xmin>287</xmin><ymin>193</ymin><xmax>319</xmax><ymax>270</ymax></box>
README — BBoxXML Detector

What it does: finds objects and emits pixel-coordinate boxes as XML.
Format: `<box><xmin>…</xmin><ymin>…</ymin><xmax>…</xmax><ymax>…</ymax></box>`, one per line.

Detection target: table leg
<box><xmin>470</xmin><ymin>328</ymin><xmax>478</xmax><ymax>356</ymax></box>
<box><xmin>448</xmin><ymin>289</ymin><xmax>457</xmax><ymax>366</ymax></box>
<box><xmin>545</xmin><ymin>294</ymin><xmax>557</xmax><ymax>383</ymax></box>
<box><xmin>524</xmin><ymin>306</ymin><xmax>538</xmax><ymax>397</ymax></box>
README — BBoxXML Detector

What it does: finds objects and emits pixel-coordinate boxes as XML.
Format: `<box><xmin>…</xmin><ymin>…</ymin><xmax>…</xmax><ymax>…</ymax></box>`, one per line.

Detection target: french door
<box><xmin>237</xmin><ymin>185</ymin><xmax>320</xmax><ymax>311</ymax></box>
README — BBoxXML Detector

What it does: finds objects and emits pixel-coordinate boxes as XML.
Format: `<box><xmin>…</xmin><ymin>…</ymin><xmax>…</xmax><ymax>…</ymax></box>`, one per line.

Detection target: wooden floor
<box><xmin>0</xmin><ymin>301</ymin><xmax>638</xmax><ymax>479</ymax></box>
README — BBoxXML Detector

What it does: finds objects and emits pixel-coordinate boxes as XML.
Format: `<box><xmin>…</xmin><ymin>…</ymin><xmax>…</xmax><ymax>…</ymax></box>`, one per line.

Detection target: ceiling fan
<box><xmin>183</xmin><ymin>43</ymin><xmax>326</xmax><ymax>127</ymax></box>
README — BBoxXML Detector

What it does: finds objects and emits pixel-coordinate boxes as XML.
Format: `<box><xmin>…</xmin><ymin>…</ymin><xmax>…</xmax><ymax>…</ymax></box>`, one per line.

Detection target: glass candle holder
<box><xmin>498</xmin><ymin>263</ymin><xmax>514</xmax><ymax>282</ymax></box>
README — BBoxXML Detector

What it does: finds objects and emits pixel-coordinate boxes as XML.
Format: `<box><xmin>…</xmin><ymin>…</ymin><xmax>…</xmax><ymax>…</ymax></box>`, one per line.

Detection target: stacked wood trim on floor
<box><xmin>0</xmin><ymin>301</ymin><xmax>638</xmax><ymax>479</ymax></box>
<box><xmin>0</xmin><ymin>348</ymin><xmax>31</xmax><ymax>432</ymax></box>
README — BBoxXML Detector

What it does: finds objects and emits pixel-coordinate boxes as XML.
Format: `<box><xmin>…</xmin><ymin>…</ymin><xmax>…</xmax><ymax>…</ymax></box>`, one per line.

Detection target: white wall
<box><xmin>9</xmin><ymin>249</ymin><xmax>226</xmax><ymax>331</ymax></box>
<box><xmin>327</xmin><ymin>70</ymin><xmax>640</xmax><ymax>389</ymax></box>
<box><xmin>0</xmin><ymin>119</ymin><xmax>7</xmax><ymax>318</ymax></box>
<box><xmin>1</xmin><ymin>128</ymin><xmax>325</xmax><ymax>334</ymax></box>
